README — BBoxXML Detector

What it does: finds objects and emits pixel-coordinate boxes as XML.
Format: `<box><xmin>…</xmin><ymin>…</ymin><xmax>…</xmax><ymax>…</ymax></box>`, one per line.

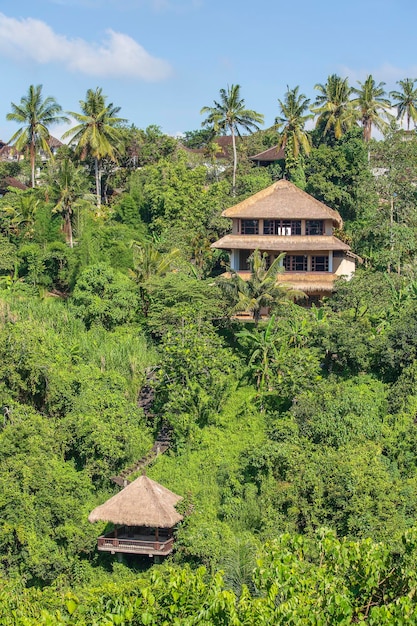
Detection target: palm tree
<box><xmin>6</xmin><ymin>85</ymin><xmax>68</xmax><ymax>188</ymax></box>
<box><xmin>43</xmin><ymin>157</ymin><xmax>94</xmax><ymax>248</ymax></box>
<box><xmin>0</xmin><ymin>191</ymin><xmax>40</xmax><ymax>239</ymax></box>
<box><xmin>351</xmin><ymin>75</ymin><xmax>393</xmax><ymax>142</ymax></box>
<box><xmin>129</xmin><ymin>242</ymin><xmax>181</xmax><ymax>315</ymax></box>
<box><xmin>130</xmin><ymin>241</ymin><xmax>181</xmax><ymax>283</ymax></box>
<box><xmin>390</xmin><ymin>78</ymin><xmax>417</xmax><ymax>130</ymax></box>
<box><xmin>275</xmin><ymin>86</ymin><xmax>313</xmax><ymax>176</ymax></box>
<box><xmin>220</xmin><ymin>250</ymin><xmax>303</xmax><ymax>324</ymax></box>
<box><xmin>200</xmin><ymin>85</ymin><xmax>264</xmax><ymax>195</ymax></box>
<box><xmin>237</xmin><ymin>314</ymin><xmax>281</xmax><ymax>390</ymax></box>
<box><xmin>312</xmin><ymin>74</ymin><xmax>355</xmax><ymax>141</ymax></box>
<box><xmin>63</xmin><ymin>88</ymin><xmax>126</xmax><ymax>208</ymax></box>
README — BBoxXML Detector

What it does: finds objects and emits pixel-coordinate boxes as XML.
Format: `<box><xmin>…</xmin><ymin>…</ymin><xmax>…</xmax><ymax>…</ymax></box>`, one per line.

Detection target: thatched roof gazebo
<box><xmin>89</xmin><ymin>475</ymin><xmax>183</xmax><ymax>558</ymax></box>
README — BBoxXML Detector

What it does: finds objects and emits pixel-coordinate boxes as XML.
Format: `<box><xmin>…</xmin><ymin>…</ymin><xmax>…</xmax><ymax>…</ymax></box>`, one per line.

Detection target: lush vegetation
<box><xmin>2</xmin><ymin>77</ymin><xmax>417</xmax><ymax>622</ymax></box>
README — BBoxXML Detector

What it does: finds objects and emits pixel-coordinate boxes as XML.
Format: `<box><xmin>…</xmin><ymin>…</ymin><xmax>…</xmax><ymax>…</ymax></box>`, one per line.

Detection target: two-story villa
<box><xmin>212</xmin><ymin>180</ymin><xmax>358</xmax><ymax>299</ymax></box>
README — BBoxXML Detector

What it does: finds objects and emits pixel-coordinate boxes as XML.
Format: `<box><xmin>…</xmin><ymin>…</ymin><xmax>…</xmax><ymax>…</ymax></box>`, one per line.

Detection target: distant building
<box><xmin>212</xmin><ymin>180</ymin><xmax>359</xmax><ymax>300</ymax></box>
<box><xmin>249</xmin><ymin>144</ymin><xmax>285</xmax><ymax>167</ymax></box>
<box><xmin>0</xmin><ymin>136</ymin><xmax>63</xmax><ymax>163</ymax></box>
<box><xmin>182</xmin><ymin>135</ymin><xmax>235</xmax><ymax>160</ymax></box>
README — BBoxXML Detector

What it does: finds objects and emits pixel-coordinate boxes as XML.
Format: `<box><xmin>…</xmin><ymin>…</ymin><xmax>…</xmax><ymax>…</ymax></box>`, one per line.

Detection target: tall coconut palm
<box><xmin>6</xmin><ymin>85</ymin><xmax>68</xmax><ymax>188</ymax></box>
<box><xmin>390</xmin><ymin>78</ymin><xmax>417</xmax><ymax>130</ymax></box>
<box><xmin>351</xmin><ymin>75</ymin><xmax>393</xmax><ymax>142</ymax></box>
<box><xmin>63</xmin><ymin>88</ymin><xmax>126</xmax><ymax>208</ymax></box>
<box><xmin>312</xmin><ymin>74</ymin><xmax>355</xmax><ymax>141</ymax></box>
<box><xmin>200</xmin><ymin>85</ymin><xmax>264</xmax><ymax>195</ymax></box>
<box><xmin>275</xmin><ymin>86</ymin><xmax>313</xmax><ymax>176</ymax></box>
<box><xmin>44</xmin><ymin>157</ymin><xmax>94</xmax><ymax>248</ymax></box>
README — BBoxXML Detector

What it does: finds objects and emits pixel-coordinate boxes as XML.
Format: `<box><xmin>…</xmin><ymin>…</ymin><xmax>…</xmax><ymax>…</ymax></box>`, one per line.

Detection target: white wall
<box><xmin>333</xmin><ymin>256</ymin><xmax>356</xmax><ymax>279</ymax></box>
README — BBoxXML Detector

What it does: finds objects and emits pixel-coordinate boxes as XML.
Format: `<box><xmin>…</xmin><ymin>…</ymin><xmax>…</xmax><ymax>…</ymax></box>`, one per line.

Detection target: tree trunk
<box><xmin>364</xmin><ymin>119</ymin><xmax>372</xmax><ymax>143</ymax></box>
<box><xmin>231</xmin><ymin>128</ymin><xmax>237</xmax><ymax>196</ymax></box>
<box><xmin>30</xmin><ymin>141</ymin><xmax>36</xmax><ymax>188</ymax></box>
<box><xmin>65</xmin><ymin>211</ymin><xmax>73</xmax><ymax>249</ymax></box>
<box><xmin>95</xmin><ymin>158</ymin><xmax>101</xmax><ymax>209</ymax></box>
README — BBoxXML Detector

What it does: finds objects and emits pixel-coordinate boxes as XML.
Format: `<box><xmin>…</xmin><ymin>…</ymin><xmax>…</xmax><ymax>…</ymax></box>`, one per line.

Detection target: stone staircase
<box><xmin>111</xmin><ymin>422</ymin><xmax>172</xmax><ymax>487</ymax></box>
<box><xmin>111</xmin><ymin>370</ymin><xmax>172</xmax><ymax>487</ymax></box>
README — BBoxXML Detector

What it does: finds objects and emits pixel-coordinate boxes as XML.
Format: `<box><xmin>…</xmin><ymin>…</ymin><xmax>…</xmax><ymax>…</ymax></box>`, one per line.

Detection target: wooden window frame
<box><xmin>283</xmin><ymin>255</ymin><xmax>308</xmax><ymax>272</ymax></box>
<box><xmin>306</xmin><ymin>220</ymin><xmax>324</xmax><ymax>236</ymax></box>
<box><xmin>311</xmin><ymin>255</ymin><xmax>329</xmax><ymax>271</ymax></box>
<box><xmin>241</xmin><ymin>219</ymin><xmax>259</xmax><ymax>235</ymax></box>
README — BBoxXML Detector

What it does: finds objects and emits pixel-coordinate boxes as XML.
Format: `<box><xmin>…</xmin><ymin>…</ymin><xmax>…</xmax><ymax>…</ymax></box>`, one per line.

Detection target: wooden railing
<box><xmin>97</xmin><ymin>535</ymin><xmax>174</xmax><ymax>555</ymax></box>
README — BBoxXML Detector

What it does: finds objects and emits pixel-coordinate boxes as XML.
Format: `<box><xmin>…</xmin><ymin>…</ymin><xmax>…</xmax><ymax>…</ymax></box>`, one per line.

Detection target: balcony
<box><xmin>97</xmin><ymin>527</ymin><xmax>174</xmax><ymax>556</ymax></box>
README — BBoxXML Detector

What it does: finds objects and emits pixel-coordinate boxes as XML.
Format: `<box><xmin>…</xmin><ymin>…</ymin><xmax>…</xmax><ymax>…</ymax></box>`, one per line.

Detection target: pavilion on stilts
<box><xmin>88</xmin><ymin>474</ymin><xmax>183</xmax><ymax>559</ymax></box>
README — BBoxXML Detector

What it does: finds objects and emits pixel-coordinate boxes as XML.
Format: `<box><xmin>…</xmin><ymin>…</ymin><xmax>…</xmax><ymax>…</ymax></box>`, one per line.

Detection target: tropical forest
<box><xmin>3</xmin><ymin>76</ymin><xmax>417</xmax><ymax>624</ymax></box>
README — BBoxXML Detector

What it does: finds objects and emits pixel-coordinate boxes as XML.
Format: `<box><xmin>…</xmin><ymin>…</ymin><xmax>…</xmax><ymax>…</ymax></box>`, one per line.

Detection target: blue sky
<box><xmin>0</xmin><ymin>0</ymin><xmax>416</xmax><ymax>142</ymax></box>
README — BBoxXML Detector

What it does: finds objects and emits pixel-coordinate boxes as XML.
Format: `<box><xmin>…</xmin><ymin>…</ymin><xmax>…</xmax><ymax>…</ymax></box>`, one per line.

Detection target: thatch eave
<box><xmin>88</xmin><ymin>475</ymin><xmax>183</xmax><ymax>528</ymax></box>
<box><xmin>222</xmin><ymin>180</ymin><xmax>343</xmax><ymax>227</ymax></box>
<box><xmin>211</xmin><ymin>234</ymin><xmax>351</xmax><ymax>252</ymax></box>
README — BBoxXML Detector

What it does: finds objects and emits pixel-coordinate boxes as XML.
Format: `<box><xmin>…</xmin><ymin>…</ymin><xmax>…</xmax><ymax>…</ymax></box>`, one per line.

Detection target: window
<box><xmin>263</xmin><ymin>220</ymin><xmax>275</xmax><ymax>235</ymax></box>
<box><xmin>290</xmin><ymin>220</ymin><xmax>302</xmax><ymax>235</ymax></box>
<box><xmin>277</xmin><ymin>220</ymin><xmax>292</xmax><ymax>236</ymax></box>
<box><xmin>311</xmin><ymin>256</ymin><xmax>329</xmax><ymax>271</ymax></box>
<box><xmin>283</xmin><ymin>255</ymin><xmax>307</xmax><ymax>272</ymax></box>
<box><xmin>306</xmin><ymin>220</ymin><xmax>324</xmax><ymax>235</ymax></box>
<box><xmin>241</xmin><ymin>219</ymin><xmax>259</xmax><ymax>234</ymax></box>
<box><xmin>263</xmin><ymin>220</ymin><xmax>301</xmax><ymax>235</ymax></box>
<box><xmin>239</xmin><ymin>249</ymin><xmax>251</xmax><ymax>270</ymax></box>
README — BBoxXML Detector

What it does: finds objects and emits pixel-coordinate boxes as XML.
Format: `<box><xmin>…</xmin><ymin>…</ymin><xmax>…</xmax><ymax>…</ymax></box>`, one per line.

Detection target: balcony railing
<box><xmin>97</xmin><ymin>535</ymin><xmax>174</xmax><ymax>556</ymax></box>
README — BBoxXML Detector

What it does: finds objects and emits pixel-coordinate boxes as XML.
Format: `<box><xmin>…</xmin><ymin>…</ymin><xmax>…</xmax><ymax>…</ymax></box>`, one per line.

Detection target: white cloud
<box><xmin>339</xmin><ymin>63</ymin><xmax>417</xmax><ymax>89</ymax></box>
<box><xmin>0</xmin><ymin>12</ymin><xmax>172</xmax><ymax>80</ymax></box>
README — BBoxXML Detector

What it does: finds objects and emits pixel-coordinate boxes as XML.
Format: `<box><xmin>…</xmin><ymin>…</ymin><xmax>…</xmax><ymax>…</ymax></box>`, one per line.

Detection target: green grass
<box><xmin>149</xmin><ymin>385</ymin><xmax>265</xmax><ymax>516</ymax></box>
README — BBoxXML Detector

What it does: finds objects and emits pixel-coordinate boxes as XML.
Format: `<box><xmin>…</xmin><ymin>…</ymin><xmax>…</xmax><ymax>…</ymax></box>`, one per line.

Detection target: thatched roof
<box><xmin>222</xmin><ymin>180</ymin><xmax>343</xmax><ymax>227</ymax></box>
<box><xmin>212</xmin><ymin>234</ymin><xmax>350</xmax><ymax>252</ymax></box>
<box><xmin>88</xmin><ymin>475</ymin><xmax>183</xmax><ymax>528</ymax></box>
<box><xmin>249</xmin><ymin>145</ymin><xmax>285</xmax><ymax>161</ymax></box>
<box><xmin>278</xmin><ymin>272</ymin><xmax>336</xmax><ymax>294</ymax></box>
<box><xmin>220</xmin><ymin>270</ymin><xmax>337</xmax><ymax>294</ymax></box>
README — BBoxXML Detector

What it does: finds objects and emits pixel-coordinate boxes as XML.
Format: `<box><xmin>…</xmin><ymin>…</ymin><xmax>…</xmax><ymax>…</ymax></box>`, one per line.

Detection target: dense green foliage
<box><xmin>4</xmin><ymin>80</ymin><xmax>417</xmax><ymax>622</ymax></box>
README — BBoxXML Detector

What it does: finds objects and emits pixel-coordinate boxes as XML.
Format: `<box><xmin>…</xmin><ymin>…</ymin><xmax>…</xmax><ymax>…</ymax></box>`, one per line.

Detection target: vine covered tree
<box><xmin>200</xmin><ymin>84</ymin><xmax>264</xmax><ymax>194</ymax></box>
<box><xmin>63</xmin><ymin>87</ymin><xmax>125</xmax><ymax>208</ymax></box>
<box><xmin>390</xmin><ymin>78</ymin><xmax>417</xmax><ymax>130</ymax></box>
<box><xmin>351</xmin><ymin>75</ymin><xmax>392</xmax><ymax>141</ymax></box>
<box><xmin>6</xmin><ymin>85</ymin><xmax>68</xmax><ymax>188</ymax></box>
